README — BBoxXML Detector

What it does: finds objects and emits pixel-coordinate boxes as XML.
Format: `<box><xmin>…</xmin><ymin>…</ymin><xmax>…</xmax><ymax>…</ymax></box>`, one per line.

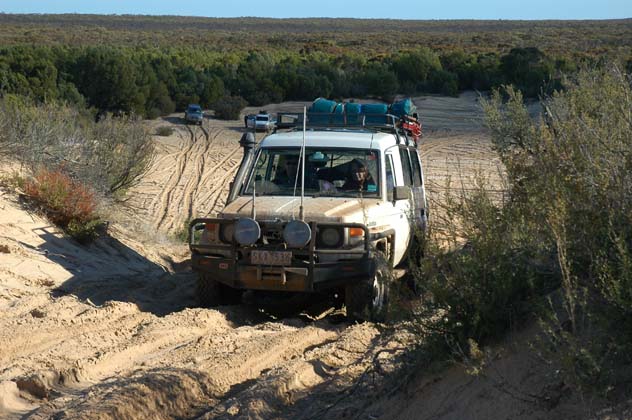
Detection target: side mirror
<box><xmin>393</xmin><ymin>186</ymin><xmax>411</xmax><ymax>201</ymax></box>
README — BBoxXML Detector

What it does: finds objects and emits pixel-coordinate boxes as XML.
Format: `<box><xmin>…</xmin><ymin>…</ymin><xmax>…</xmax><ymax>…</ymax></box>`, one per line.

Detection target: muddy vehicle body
<box><xmin>190</xmin><ymin>106</ymin><xmax>426</xmax><ymax>320</ymax></box>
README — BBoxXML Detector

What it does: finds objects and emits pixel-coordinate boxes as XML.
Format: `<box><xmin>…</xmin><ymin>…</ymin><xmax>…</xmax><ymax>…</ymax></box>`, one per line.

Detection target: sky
<box><xmin>0</xmin><ymin>0</ymin><xmax>630</xmax><ymax>20</ymax></box>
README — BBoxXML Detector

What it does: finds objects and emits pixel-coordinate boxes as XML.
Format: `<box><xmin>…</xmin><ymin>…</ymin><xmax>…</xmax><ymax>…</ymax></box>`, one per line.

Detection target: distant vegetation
<box><xmin>0</xmin><ymin>15</ymin><xmax>630</xmax><ymax>118</ymax></box>
<box><xmin>1</xmin><ymin>15</ymin><xmax>630</xmax><ymax>55</ymax></box>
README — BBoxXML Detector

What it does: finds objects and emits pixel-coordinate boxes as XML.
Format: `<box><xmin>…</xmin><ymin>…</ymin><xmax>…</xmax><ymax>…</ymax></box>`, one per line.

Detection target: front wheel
<box><xmin>197</xmin><ymin>274</ymin><xmax>242</xmax><ymax>307</ymax></box>
<box><xmin>345</xmin><ymin>255</ymin><xmax>391</xmax><ymax>322</ymax></box>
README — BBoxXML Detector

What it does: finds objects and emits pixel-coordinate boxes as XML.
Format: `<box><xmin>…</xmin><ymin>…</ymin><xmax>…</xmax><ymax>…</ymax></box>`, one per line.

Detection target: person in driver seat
<box><xmin>274</xmin><ymin>155</ymin><xmax>300</xmax><ymax>186</ymax></box>
<box><xmin>342</xmin><ymin>159</ymin><xmax>375</xmax><ymax>191</ymax></box>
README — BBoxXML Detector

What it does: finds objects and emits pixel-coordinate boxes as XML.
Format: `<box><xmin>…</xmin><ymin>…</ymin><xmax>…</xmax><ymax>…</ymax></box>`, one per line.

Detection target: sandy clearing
<box><xmin>0</xmin><ymin>92</ymin><xmax>568</xmax><ymax>420</ymax></box>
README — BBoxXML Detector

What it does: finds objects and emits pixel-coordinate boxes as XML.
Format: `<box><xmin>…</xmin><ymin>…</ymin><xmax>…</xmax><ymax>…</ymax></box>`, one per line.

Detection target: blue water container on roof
<box><xmin>310</xmin><ymin>98</ymin><xmax>336</xmax><ymax>113</ymax></box>
<box><xmin>390</xmin><ymin>98</ymin><xmax>416</xmax><ymax>117</ymax></box>
<box><xmin>361</xmin><ymin>103</ymin><xmax>389</xmax><ymax>124</ymax></box>
<box><xmin>345</xmin><ymin>102</ymin><xmax>362</xmax><ymax>114</ymax></box>
<box><xmin>344</xmin><ymin>102</ymin><xmax>362</xmax><ymax>125</ymax></box>
<box><xmin>309</xmin><ymin>98</ymin><xmax>337</xmax><ymax>124</ymax></box>
<box><xmin>332</xmin><ymin>102</ymin><xmax>346</xmax><ymax>124</ymax></box>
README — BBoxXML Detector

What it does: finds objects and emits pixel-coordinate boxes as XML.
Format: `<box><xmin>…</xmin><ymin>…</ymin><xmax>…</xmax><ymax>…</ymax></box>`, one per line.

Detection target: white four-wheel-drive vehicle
<box><xmin>190</xmin><ymin>99</ymin><xmax>427</xmax><ymax>320</ymax></box>
<box><xmin>246</xmin><ymin>112</ymin><xmax>276</xmax><ymax>132</ymax></box>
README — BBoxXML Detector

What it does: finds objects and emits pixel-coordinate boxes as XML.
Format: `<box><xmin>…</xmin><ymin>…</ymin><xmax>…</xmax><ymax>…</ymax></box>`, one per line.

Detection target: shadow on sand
<box><xmin>23</xmin><ymin>225</ymin><xmax>195</xmax><ymax>316</ymax></box>
<box><xmin>31</xmin><ymin>224</ymin><xmax>346</xmax><ymax>324</ymax></box>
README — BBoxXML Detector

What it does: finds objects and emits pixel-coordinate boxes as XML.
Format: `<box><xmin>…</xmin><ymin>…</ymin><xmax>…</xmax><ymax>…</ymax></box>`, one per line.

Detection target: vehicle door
<box><xmin>407</xmin><ymin>146</ymin><xmax>428</xmax><ymax>230</ymax></box>
<box><xmin>386</xmin><ymin>149</ymin><xmax>413</xmax><ymax>265</ymax></box>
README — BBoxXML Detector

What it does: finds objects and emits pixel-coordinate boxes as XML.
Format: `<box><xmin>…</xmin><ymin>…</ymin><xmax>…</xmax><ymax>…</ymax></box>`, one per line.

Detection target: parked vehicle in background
<box><xmin>185</xmin><ymin>104</ymin><xmax>203</xmax><ymax>125</ymax></box>
<box><xmin>244</xmin><ymin>113</ymin><xmax>255</xmax><ymax>128</ymax></box>
<box><xmin>190</xmin><ymin>98</ymin><xmax>426</xmax><ymax>321</ymax></box>
<box><xmin>246</xmin><ymin>111</ymin><xmax>276</xmax><ymax>132</ymax></box>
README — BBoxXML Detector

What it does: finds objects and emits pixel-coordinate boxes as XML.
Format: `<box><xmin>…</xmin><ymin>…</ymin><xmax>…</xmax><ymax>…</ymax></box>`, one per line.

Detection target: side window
<box><xmin>409</xmin><ymin>148</ymin><xmax>423</xmax><ymax>187</ymax></box>
<box><xmin>385</xmin><ymin>154</ymin><xmax>395</xmax><ymax>200</ymax></box>
<box><xmin>399</xmin><ymin>147</ymin><xmax>414</xmax><ymax>187</ymax></box>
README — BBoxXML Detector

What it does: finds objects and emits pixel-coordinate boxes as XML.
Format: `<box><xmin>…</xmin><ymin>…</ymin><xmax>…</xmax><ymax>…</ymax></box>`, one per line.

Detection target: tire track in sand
<box><xmin>192</xmin><ymin>137</ymin><xmax>242</xmax><ymax>217</ymax></box>
<box><xmin>176</xmin><ymin>127</ymin><xmax>215</xmax><ymax>228</ymax></box>
<box><xmin>27</xmin><ymin>320</ymin><xmax>341</xmax><ymax>420</ymax></box>
<box><xmin>151</xmin><ymin>125</ymin><xmax>200</xmax><ymax>231</ymax></box>
<box><xmin>151</xmin><ymin>125</ymin><xmax>242</xmax><ymax>233</ymax></box>
<box><xmin>200</xmin><ymin>161</ymin><xmax>240</xmax><ymax>216</ymax></box>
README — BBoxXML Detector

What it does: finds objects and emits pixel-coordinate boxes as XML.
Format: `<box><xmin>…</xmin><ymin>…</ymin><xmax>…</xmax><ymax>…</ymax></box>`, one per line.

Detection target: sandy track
<box><xmin>418</xmin><ymin>131</ymin><xmax>505</xmax><ymax>238</ymax></box>
<box><xmin>0</xmin><ymin>93</ymin><xmax>515</xmax><ymax>419</ymax></box>
<box><xmin>121</xmin><ymin>121</ymin><xmax>242</xmax><ymax>236</ymax></box>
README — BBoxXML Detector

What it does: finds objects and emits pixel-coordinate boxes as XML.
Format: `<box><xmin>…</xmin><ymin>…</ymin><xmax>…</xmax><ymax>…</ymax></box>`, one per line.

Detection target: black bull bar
<box><xmin>188</xmin><ymin>218</ymin><xmax>393</xmax><ymax>292</ymax></box>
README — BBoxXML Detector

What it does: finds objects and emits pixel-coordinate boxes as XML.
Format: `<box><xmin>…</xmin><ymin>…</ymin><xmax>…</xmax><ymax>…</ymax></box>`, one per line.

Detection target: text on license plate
<box><xmin>250</xmin><ymin>250</ymin><xmax>292</xmax><ymax>266</ymax></box>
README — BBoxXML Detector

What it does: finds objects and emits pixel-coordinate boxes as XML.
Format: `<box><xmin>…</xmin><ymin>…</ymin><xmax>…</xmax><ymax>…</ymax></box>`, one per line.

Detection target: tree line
<box><xmin>0</xmin><ymin>44</ymin><xmax>624</xmax><ymax>119</ymax></box>
<box><xmin>2</xmin><ymin>15</ymin><xmax>630</xmax><ymax>58</ymax></box>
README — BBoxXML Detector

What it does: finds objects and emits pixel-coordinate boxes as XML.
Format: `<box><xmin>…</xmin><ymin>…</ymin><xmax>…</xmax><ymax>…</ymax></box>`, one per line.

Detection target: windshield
<box><xmin>256</xmin><ymin>115</ymin><xmax>269</xmax><ymax>121</ymax></box>
<box><xmin>243</xmin><ymin>148</ymin><xmax>380</xmax><ymax>198</ymax></box>
<box><xmin>187</xmin><ymin>105</ymin><xmax>201</xmax><ymax>112</ymax></box>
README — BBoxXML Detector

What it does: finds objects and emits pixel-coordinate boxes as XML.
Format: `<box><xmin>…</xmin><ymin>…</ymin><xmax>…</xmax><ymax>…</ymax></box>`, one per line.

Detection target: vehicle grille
<box><xmin>259</xmin><ymin>223</ymin><xmax>285</xmax><ymax>246</ymax></box>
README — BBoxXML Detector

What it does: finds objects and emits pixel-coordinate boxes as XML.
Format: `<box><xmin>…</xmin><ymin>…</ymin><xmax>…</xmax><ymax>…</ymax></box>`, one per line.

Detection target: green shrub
<box><xmin>499</xmin><ymin>47</ymin><xmax>555</xmax><ymax>97</ymax></box>
<box><xmin>87</xmin><ymin>114</ymin><xmax>155</xmax><ymax>195</ymax></box>
<box><xmin>66</xmin><ymin>219</ymin><xmax>107</xmax><ymax>244</ymax></box>
<box><xmin>413</xmin><ymin>64</ymin><xmax>632</xmax><ymax>403</ymax></box>
<box><xmin>0</xmin><ymin>98</ymin><xmax>155</xmax><ymax>197</ymax></box>
<box><xmin>414</xmin><ymin>179</ymin><xmax>556</xmax><ymax>345</ymax></box>
<box><xmin>212</xmin><ymin>95</ymin><xmax>247</xmax><ymax>120</ymax></box>
<box><xmin>156</xmin><ymin>126</ymin><xmax>174</xmax><ymax>136</ymax></box>
<box><xmin>482</xmin><ymin>65</ymin><xmax>632</xmax><ymax>397</ymax></box>
<box><xmin>427</xmin><ymin>69</ymin><xmax>459</xmax><ymax>96</ymax></box>
<box><xmin>0</xmin><ymin>171</ymin><xmax>27</xmax><ymax>190</ymax></box>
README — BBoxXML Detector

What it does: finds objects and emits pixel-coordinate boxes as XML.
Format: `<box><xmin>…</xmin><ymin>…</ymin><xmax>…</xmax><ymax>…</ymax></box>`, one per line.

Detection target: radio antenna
<box><xmin>250</xmin><ymin>126</ymin><xmax>256</xmax><ymax>219</ymax></box>
<box><xmin>299</xmin><ymin>106</ymin><xmax>306</xmax><ymax>220</ymax></box>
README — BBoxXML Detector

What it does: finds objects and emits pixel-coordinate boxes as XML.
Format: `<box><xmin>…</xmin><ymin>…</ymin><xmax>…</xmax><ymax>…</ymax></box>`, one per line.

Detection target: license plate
<box><xmin>250</xmin><ymin>250</ymin><xmax>292</xmax><ymax>266</ymax></box>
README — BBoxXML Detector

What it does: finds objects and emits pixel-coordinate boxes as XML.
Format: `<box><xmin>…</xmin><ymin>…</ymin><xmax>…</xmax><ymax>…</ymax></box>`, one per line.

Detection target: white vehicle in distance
<box><xmin>190</xmin><ymin>99</ymin><xmax>426</xmax><ymax>321</ymax></box>
<box><xmin>246</xmin><ymin>111</ymin><xmax>276</xmax><ymax>132</ymax></box>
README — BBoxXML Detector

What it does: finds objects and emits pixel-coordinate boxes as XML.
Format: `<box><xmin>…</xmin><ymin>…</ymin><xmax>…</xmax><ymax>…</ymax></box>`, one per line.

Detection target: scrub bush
<box><xmin>23</xmin><ymin>167</ymin><xmax>105</xmax><ymax>243</ymax></box>
<box><xmin>414</xmin><ymin>64</ymin><xmax>632</xmax><ymax>402</ymax></box>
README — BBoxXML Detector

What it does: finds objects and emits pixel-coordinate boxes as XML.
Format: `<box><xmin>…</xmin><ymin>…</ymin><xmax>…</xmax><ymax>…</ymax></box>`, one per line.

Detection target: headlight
<box><xmin>347</xmin><ymin>227</ymin><xmax>365</xmax><ymax>246</ymax></box>
<box><xmin>317</xmin><ymin>226</ymin><xmax>343</xmax><ymax>248</ymax></box>
<box><xmin>283</xmin><ymin>220</ymin><xmax>311</xmax><ymax>248</ymax></box>
<box><xmin>220</xmin><ymin>223</ymin><xmax>234</xmax><ymax>243</ymax></box>
<box><xmin>234</xmin><ymin>218</ymin><xmax>260</xmax><ymax>246</ymax></box>
<box><xmin>200</xmin><ymin>222</ymin><xmax>218</xmax><ymax>244</ymax></box>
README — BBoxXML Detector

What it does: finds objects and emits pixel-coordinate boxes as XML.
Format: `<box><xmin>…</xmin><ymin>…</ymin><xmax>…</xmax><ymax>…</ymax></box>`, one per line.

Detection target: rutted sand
<box><xmin>0</xmin><ymin>92</ymin><xmax>554</xmax><ymax>420</ymax></box>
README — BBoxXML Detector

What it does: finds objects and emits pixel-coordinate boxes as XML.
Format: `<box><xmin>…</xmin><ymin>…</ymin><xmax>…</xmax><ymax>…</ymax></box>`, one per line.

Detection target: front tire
<box><xmin>197</xmin><ymin>274</ymin><xmax>242</xmax><ymax>307</ymax></box>
<box><xmin>345</xmin><ymin>254</ymin><xmax>391</xmax><ymax>322</ymax></box>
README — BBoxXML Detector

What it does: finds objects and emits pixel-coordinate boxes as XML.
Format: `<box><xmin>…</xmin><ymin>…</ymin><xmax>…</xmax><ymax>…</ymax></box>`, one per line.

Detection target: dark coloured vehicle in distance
<box><xmin>185</xmin><ymin>104</ymin><xmax>203</xmax><ymax>125</ymax></box>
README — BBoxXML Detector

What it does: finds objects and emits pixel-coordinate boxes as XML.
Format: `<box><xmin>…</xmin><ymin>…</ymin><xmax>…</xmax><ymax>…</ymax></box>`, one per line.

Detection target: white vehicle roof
<box><xmin>259</xmin><ymin>129</ymin><xmax>397</xmax><ymax>151</ymax></box>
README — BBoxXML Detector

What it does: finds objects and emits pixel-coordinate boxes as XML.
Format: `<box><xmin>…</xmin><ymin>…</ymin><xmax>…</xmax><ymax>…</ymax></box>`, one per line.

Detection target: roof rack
<box><xmin>275</xmin><ymin>112</ymin><xmax>422</xmax><ymax>146</ymax></box>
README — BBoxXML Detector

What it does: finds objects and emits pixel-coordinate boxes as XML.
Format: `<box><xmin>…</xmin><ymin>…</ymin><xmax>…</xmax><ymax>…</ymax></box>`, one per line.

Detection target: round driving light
<box><xmin>283</xmin><ymin>220</ymin><xmax>311</xmax><ymax>248</ymax></box>
<box><xmin>220</xmin><ymin>223</ymin><xmax>234</xmax><ymax>243</ymax></box>
<box><xmin>319</xmin><ymin>227</ymin><xmax>343</xmax><ymax>248</ymax></box>
<box><xmin>233</xmin><ymin>218</ymin><xmax>260</xmax><ymax>246</ymax></box>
